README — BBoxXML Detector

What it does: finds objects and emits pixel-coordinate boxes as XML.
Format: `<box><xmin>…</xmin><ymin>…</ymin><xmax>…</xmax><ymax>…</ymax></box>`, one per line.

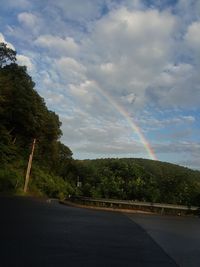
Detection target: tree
<box><xmin>0</xmin><ymin>42</ymin><xmax>16</xmax><ymax>68</ymax></box>
<box><xmin>51</xmin><ymin>142</ymin><xmax>73</xmax><ymax>177</ymax></box>
<box><xmin>0</xmin><ymin>42</ymin><xmax>75</xmax><ymax>196</ymax></box>
<box><xmin>0</xmin><ymin>63</ymin><xmax>45</xmax><ymax>145</ymax></box>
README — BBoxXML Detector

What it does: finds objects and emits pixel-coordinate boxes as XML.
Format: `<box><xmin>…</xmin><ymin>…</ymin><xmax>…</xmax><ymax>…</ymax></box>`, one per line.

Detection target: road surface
<box><xmin>128</xmin><ymin>213</ymin><xmax>200</xmax><ymax>267</ymax></box>
<box><xmin>0</xmin><ymin>196</ymin><xmax>198</xmax><ymax>266</ymax></box>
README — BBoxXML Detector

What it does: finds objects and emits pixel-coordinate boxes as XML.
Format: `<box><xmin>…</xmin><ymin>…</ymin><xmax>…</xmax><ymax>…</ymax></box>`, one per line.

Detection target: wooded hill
<box><xmin>75</xmin><ymin>158</ymin><xmax>200</xmax><ymax>206</ymax></box>
<box><xmin>0</xmin><ymin>42</ymin><xmax>200</xmax><ymax>206</ymax></box>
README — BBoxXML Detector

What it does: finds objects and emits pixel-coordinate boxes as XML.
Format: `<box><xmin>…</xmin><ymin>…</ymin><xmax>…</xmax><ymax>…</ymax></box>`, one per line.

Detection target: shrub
<box><xmin>30</xmin><ymin>166</ymin><xmax>74</xmax><ymax>198</ymax></box>
<box><xmin>0</xmin><ymin>167</ymin><xmax>23</xmax><ymax>192</ymax></box>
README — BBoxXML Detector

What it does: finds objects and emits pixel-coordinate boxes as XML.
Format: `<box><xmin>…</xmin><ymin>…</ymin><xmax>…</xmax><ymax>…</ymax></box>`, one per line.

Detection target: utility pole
<box><xmin>77</xmin><ymin>176</ymin><xmax>82</xmax><ymax>188</ymax></box>
<box><xmin>24</xmin><ymin>138</ymin><xmax>36</xmax><ymax>193</ymax></box>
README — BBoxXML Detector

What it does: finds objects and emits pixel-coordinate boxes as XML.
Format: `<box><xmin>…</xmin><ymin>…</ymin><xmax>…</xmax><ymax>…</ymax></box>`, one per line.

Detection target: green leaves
<box><xmin>0</xmin><ymin>42</ymin><xmax>73</xmax><ymax>196</ymax></box>
<box><xmin>75</xmin><ymin>158</ymin><xmax>200</xmax><ymax>205</ymax></box>
<box><xmin>0</xmin><ymin>42</ymin><xmax>16</xmax><ymax>68</ymax></box>
<box><xmin>30</xmin><ymin>166</ymin><xmax>74</xmax><ymax>198</ymax></box>
<box><xmin>0</xmin><ymin>168</ymin><xmax>23</xmax><ymax>192</ymax></box>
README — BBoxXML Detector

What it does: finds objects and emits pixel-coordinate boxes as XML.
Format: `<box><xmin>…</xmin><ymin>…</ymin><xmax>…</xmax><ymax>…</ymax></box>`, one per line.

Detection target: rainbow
<box><xmin>94</xmin><ymin>82</ymin><xmax>157</xmax><ymax>160</ymax></box>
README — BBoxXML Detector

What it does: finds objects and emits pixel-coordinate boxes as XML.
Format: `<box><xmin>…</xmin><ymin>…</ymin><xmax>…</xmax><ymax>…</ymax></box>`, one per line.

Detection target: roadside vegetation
<box><xmin>0</xmin><ymin>42</ymin><xmax>200</xmax><ymax>206</ymax></box>
<box><xmin>0</xmin><ymin>42</ymin><xmax>74</xmax><ymax>198</ymax></box>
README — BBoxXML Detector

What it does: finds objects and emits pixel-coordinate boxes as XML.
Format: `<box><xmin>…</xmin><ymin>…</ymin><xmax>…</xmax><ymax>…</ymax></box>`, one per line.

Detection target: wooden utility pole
<box><xmin>24</xmin><ymin>138</ymin><xmax>36</xmax><ymax>193</ymax></box>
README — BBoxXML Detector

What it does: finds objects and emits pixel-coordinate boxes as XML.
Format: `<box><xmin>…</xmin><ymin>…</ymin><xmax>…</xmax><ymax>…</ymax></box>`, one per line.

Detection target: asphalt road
<box><xmin>128</xmin><ymin>213</ymin><xmax>200</xmax><ymax>267</ymax></box>
<box><xmin>0</xmin><ymin>197</ymin><xmax>184</xmax><ymax>266</ymax></box>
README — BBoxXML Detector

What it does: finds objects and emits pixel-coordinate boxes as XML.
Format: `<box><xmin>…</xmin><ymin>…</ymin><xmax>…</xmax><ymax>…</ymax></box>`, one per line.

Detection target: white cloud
<box><xmin>17</xmin><ymin>54</ymin><xmax>34</xmax><ymax>71</ymax></box>
<box><xmin>91</xmin><ymin>8</ymin><xmax>176</xmax><ymax>60</ymax></box>
<box><xmin>69</xmin><ymin>80</ymin><xmax>93</xmax><ymax>97</ymax></box>
<box><xmin>83</xmin><ymin>8</ymin><xmax>177</xmax><ymax>108</ymax></box>
<box><xmin>77</xmin><ymin>140</ymin><xmax>145</xmax><ymax>156</ymax></box>
<box><xmin>185</xmin><ymin>21</ymin><xmax>200</xmax><ymax>59</ymax></box>
<box><xmin>49</xmin><ymin>0</ymin><xmax>103</xmax><ymax>22</ymax></box>
<box><xmin>154</xmin><ymin>141</ymin><xmax>200</xmax><ymax>157</ymax></box>
<box><xmin>147</xmin><ymin>63</ymin><xmax>200</xmax><ymax>108</ymax></box>
<box><xmin>150</xmin><ymin>140</ymin><xmax>200</xmax><ymax>169</ymax></box>
<box><xmin>18</xmin><ymin>12</ymin><xmax>38</xmax><ymax>29</ymax></box>
<box><xmin>60</xmin><ymin>111</ymin><xmax>146</xmax><ymax>157</ymax></box>
<box><xmin>176</xmin><ymin>0</ymin><xmax>200</xmax><ymax>22</ymax></box>
<box><xmin>0</xmin><ymin>33</ymin><xmax>15</xmax><ymax>50</ymax></box>
<box><xmin>45</xmin><ymin>92</ymin><xmax>65</xmax><ymax>105</ymax></box>
<box><xmin>55</xmin><ymin>57</ymin><xmax>86</xmax><ymax>84</ymax></box>
<box><xmin>0</xmin><ymin>33</ymin><xmax>36</xmax><ymax>73</ymax></box>
<box><xmin>6</xmin><ymin>11</ymin><xmax>43</xmax><ymax>42</ymax></box>
<box><xmin>181</xmin><ymin>115</ymin><xmax>196</xmax><ymax>123</ymax></box>
<box><xmin>35</xmin><ymin>35</ymin><xmax>79</xmax><ymax>56</ymax></box>
<box><xmin>139</xmin><ymin>114</ymin><xmax>196</xmax><ymax>131</ymax></box>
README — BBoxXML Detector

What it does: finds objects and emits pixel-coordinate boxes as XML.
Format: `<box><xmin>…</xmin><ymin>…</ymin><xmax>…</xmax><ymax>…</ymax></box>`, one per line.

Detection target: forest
<box><xmin>0</xmin><ymin>42</ymin><xmax>200</xmax><ymax>206</ymax></box>
<box><xmin>76</xmin><ymin>158</ymin><xmax>200</xmax><ymax>206</ymax></box>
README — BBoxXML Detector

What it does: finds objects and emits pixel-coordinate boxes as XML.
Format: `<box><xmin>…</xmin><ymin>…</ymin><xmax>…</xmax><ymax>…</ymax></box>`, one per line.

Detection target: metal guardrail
<box><xmin>69</xmin><ymin>196</ymin><xmax>199</xmax><ymax>215</ymax></box>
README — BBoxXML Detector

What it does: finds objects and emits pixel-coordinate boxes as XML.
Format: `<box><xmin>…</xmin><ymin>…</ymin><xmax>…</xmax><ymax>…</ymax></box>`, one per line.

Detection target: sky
<box><xmin>0</xmin><ymin>0</ymin><xmax>200</xmax><ymax>169</ymax></box>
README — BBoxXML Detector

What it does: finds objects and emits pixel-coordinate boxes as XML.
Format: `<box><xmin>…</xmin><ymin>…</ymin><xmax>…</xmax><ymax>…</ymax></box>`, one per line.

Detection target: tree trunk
<box><xmin>24</xmin><ymin>138</ymin><xmax>36</xmax><ymax>193</ymax></box>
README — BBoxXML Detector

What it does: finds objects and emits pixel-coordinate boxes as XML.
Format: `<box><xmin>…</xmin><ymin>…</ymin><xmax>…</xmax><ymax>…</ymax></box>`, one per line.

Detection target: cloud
<box><xmin>148</xmin><ymin>63</ymin><xmax>200</xmax><ymax>108</ymax></box>
<box><xmin>139</xmin><ymin>114</ymin><xmax>196</xmax><ymax>131</ymax></box>
<box><xmin>77</xmin><ymin>141</ymin><xmax>145</xmax><ymax>156</ymax></box>
<box><xmin>154</xmin><ymin>141</ymin><xmax>200</xmax><ymax>154</ymax></box>
<box><xmin>91</xmin><ymin>8</ymin><xmax>176</xmax><ymax>62</ymax></box>
<box><xmin>82</xmin><ymin>8</ymin><xmax>177</xmax><ymax>109</ymax></box>
<box><xmin>55</xmin><ymin>57</ymin><xmax>86</xmax><ymax>83</ymax></box>
<box><xmin>35</xmin><ymin>35</ymin><xmax>79</xmax><ymax>56</ymax></box>
<box><xmin>60</xmin><ymin>112</ymin><xmax>147</xmax><ymax>157</ymax></box>
<box><xmin>48</xmin><ymin>0</ymin><xmax>104</xmax><ymax>23</ymax></box>
<box><xmin>154</xmin><ymin>141</ymin><xmax>200</xmax><ymax>169</ymax></box>
<box><xmin>185</xmin><ymin>21</ymin><xmax>200</xmax><ymax>47</ymax></box>
<box><xmin>17</xmin><ymin>54</ymin><xmax>34</xmax><ymax>71</ymax></box>
<box><xmin>185</xmin><ymin>21</ymin><xmax>200</xmax><ymax>63</ymax></box>
<box><xmin>176</xmin><ymin>0</ymin><xmax>200</xmax><ymax>22</ymax></box>
<box><xmin>0</xmin><ymin>33</ymin><xmax>15</xmax><ymax>50</ymax></box>
<box><xmin>18</xmin><ymin>12</ymin><xmax>38</xmax><ymax>29</ymax></box>
<box><xmin>0</xmin><ymin>0</ymin><xmax>30</xmax><ymax>10</ymax></box>
<box><xmin>6</xmin><ymin>11</ymin><xmax>43</xmax><ymax>42</ymax></box>
<box><xmin>1</xmin><ymin>0</ymin><xmax>199</xmax><ymax>167</ymax></box>
<box><xmin>21</xmin><ymin>4</ymin><xmax>199</xmax><ymax>163</ymax></box>
<box><xmin>0</xmin><ymin>32</ymin><xmax>37</xmax><ymax>76</ymax></box>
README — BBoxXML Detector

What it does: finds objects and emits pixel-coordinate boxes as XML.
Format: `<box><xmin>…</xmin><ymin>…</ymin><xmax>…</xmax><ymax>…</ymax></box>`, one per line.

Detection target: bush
<box><xmin>30</xmin><ymin>166</ymin><xmax>74</xmax><ymax>198</ymax></box>
<box><xmin>0</xmin><ymin>168</ymin><xmax>23</xmax><ymax>192</ymax></box>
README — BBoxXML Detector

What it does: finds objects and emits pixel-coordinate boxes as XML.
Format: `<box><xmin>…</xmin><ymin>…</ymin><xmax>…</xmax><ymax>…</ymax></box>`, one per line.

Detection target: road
<box><xmin>0</xmin><ymin>197</ymin><xmax>198</xmax><ymax>267</ymax></box>
<box><xmin>128</xmin><ymin>213</ymin><xmax>200</xmax><ymax>267</ymax></box>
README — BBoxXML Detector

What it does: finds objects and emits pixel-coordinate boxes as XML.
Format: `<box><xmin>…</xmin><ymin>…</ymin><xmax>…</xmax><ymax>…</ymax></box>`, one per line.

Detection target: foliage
<box><xmin>0</xmin><ymin>42</ymin><xmax>16</xmax><ymax>68</ymax></box>
<box><xmin>0</xmin><ymin>167</ymin><xmax>23</xmax><ymax>192</ymax></box>
<box><xmin>0</xmin><ymin>42</ymin><xmax>73</xmax><ymax>197</ymax></box>
<box><xmin>30</xmin><ymin>166</ymin><xmax>74</xmax><ymax>199</ymax></box>
<box><xmin>74</xmin><ymin>158</ymin><xmax>200</xmax><ymax>206</ymax></box>
<box><xmin>0</xmin><ymin>125</ymin><xmax>17</xmax><ymax>163</ymax></box>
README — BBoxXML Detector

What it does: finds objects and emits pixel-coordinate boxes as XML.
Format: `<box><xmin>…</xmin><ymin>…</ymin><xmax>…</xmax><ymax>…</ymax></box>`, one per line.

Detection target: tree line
<box><xmin>76</xmin><ymin>158</ymin><xmax>200</xmax><ymax>206</ymax></box>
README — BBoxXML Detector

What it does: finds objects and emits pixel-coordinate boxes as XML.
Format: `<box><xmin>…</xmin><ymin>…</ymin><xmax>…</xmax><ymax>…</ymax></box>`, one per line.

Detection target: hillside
<box><xmin>75</xmin><ymin>158</ymin><xmax>200</xmax><ymax>206</ymax></box>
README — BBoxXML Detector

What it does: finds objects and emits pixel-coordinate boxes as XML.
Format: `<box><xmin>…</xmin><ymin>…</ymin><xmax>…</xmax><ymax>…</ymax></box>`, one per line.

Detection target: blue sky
<box><xmin>0</xmin><ymin>0</ymin><xmax>200</xmax><ymax>169</ymax></box>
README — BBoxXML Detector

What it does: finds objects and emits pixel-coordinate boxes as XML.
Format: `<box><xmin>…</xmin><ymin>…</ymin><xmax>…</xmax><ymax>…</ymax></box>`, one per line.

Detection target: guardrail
<box><xmin>68</xmin><ymin>196</ymin><xmax>199</xmax><ymax>216</ymax></box>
